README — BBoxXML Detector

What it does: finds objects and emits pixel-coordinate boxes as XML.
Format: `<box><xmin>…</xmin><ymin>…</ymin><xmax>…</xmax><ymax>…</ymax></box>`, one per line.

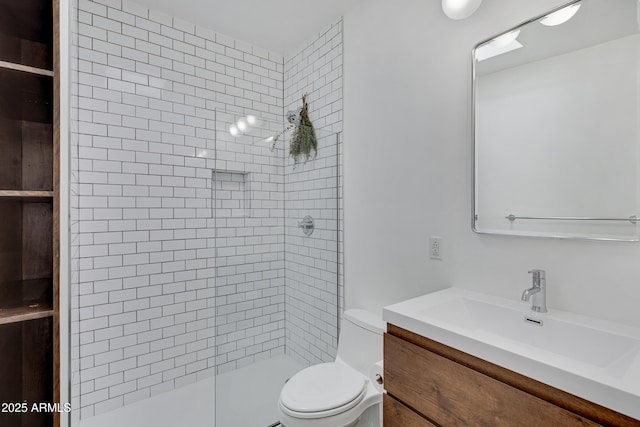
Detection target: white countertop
<box><xmin>383</xmin><ymin>287</ymin><xmax>640</xmax><ymax>420</ymax></box>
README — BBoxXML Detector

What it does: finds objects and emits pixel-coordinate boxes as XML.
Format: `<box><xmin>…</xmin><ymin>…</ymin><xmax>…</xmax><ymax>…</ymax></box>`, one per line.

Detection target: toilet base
<box><xmin>352</xmin><ymin>403</ymin><xmax>382</xmax><ymax>427</ymax></box>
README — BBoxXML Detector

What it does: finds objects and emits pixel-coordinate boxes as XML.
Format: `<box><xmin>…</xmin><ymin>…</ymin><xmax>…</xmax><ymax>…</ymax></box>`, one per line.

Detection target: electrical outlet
<box><xmin>429</xmin><ymin>237</ymin><xmax>443</xmax><ymax>260</ymax></box>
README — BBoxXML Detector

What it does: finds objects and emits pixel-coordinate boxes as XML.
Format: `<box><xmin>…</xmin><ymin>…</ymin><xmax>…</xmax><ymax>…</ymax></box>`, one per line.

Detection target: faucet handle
<box><xmin>528</xmin><ymin>269</ymin><xmax>545</xmax><ymax>286</ymax></box>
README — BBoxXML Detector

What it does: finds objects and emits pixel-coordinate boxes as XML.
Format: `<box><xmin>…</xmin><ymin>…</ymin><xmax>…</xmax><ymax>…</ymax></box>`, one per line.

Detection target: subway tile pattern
<box><xmin>71</xmin><ymin>0</ymin><xmax>284</xmax><ymax>417</ymax></box>
<box><xmin>211</xmin><ymin>112</ymin><xmax>287</xmax><ymax>374</ymax></box>
<box><xmin>70</xmin><ymin>0</ymin><xmax>82</xmax><ymax>423</ymax></box>
<box><xmin>283</xmin><ymin>21</ymin><xmax>344</xmax><ymax>366</ymax></box>
<box><xmin>71</xmin><ymin>0</ymin><xmax>343</xmax><ymax>419</ymax></box>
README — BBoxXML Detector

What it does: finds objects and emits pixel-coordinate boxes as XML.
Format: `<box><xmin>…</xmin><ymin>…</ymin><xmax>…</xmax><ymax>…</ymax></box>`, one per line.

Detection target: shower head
<box><xmin>287</xmin><ymin>108</ymin><xmax>302</xmax><ymax>125</ymax></box>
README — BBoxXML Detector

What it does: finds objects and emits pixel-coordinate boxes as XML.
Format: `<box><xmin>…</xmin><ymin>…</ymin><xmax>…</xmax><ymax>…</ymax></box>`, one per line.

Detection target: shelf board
<box><xmin>0</xmin><ymin>304</ymin><xmax>53</xmax><ymax>325</ymax></box>
<box><xmin>0</xmin><ymin>190</ymin><xmax>54</xmax><ymax>201</ymax></box>
<box><xmin>0</xmin><ymin>60</ymin><xmax>54</xmax><ymax>77</ymax></box>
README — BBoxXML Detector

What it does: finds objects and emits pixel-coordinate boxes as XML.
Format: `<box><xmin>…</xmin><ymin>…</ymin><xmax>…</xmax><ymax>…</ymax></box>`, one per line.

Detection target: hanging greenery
<box><xmin>289</xmin><ymin>93</ymin><xmax>317</xmax><ymax>165</ymax></box>
<box><xmin>271</xmin><ymin>93</ymin><xmax>318</xmax><ymax>168</ymax></box>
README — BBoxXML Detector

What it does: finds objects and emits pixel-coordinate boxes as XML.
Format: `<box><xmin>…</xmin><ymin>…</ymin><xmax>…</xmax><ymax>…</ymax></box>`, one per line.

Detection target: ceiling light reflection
<box><xmin>540</xmin><ymin>3</ymin><xmax>581</xmax><ymax>26</ymax></box>
<box><xmin>491</xmin><ymin>29</ymin><xmax>520</xmax><ymax>48</ymax></box>
<box><xmin>237</xmin><ymin>118</ymin><xmax>248</xmax><ymax>132</ymax></box>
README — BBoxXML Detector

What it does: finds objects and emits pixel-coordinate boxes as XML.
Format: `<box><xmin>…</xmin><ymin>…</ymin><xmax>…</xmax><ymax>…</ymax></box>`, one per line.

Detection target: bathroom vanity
<box><xmin>381</xmin><ymin>0</ymin><xmax>640</xmax><ymax>423</ymax></box>
<box><xmin>384</xmin><ymin>325</ymin><xmax>638</xmax><ymax>426</ymax></box>
<box><xmin>382</xmin><ymin>289</ymin><xmax>640</xmax><ymax>426</ymax></box>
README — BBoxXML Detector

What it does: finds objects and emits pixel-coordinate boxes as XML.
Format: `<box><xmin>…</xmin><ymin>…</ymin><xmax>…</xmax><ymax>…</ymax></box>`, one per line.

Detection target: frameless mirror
<box><xmin>473</xmin><ymin>0</ymin><xmax>640</xmax><ymax>240</ymax></box>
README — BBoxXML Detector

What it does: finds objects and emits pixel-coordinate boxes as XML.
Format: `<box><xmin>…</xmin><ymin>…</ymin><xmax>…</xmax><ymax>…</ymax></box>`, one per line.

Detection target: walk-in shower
<box><xmin>69</xmin><ymin>1</ymin><xmax>343</xmax><ymax>425</ymax></box>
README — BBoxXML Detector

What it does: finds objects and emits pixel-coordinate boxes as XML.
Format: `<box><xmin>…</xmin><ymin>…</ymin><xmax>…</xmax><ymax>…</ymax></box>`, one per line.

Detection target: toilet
<box><xmin>277</xmin><ymin>309</ymin><xmax>386</xmax><ymax>427</ymax></box>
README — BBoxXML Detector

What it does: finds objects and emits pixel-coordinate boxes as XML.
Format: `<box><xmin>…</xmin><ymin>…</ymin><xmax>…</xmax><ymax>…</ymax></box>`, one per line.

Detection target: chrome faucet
<box><xmin>521</xmin><ymin>269</ymin><xmax>547</xmax><ymax>313</ymax></box>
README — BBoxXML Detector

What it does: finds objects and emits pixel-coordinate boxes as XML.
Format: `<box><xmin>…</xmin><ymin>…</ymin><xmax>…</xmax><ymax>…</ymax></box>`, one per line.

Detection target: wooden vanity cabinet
<box><xmin>384</xmin><ymin>324</ymin><xmax>640</xmax><ymax>427</ymax></box>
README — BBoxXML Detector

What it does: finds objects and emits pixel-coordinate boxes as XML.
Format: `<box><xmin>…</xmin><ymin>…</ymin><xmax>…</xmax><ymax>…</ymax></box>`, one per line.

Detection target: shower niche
<box><xmin>212</xmin><ymin>170</ymin><xmax>251</xmax><ymax>218</ymax></box>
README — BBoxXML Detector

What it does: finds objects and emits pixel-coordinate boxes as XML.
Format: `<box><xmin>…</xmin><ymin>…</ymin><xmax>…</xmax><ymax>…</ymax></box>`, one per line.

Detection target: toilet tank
<box><xmin>336</xmin><ymin>309</ymin><xmax>387</xmax><ymax>375</ymax></box>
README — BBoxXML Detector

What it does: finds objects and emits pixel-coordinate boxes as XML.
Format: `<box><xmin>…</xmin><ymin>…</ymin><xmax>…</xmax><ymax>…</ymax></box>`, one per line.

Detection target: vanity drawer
<box><xmin>384</xmin><ymin>394</ymin><xmax>437</xmax><ymax>427</ymax></box>
<box><xmin>384</xmin><ymin>332</ymin><xmax>601</xmax><ymax>427</ymax></box>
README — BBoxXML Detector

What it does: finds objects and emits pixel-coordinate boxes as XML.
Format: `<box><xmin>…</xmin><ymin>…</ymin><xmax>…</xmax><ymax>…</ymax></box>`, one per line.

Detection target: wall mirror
<box><xmin>473</xmin><ymin>0</ymin><xmax>640</xmax><ymax>240</ymax></box>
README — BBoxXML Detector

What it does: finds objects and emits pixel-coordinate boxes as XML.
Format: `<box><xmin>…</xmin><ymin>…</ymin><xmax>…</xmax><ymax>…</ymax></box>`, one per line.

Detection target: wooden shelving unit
<box><xmin>0</xmin><ymin>60</ymin><xmax>54</xmax><ymax>77</ymax></box>
<box><xmin>0</xmin><ymin>303</ymin><xmax>54</xmax><ymax>325</ymax></box>
<box><xmin>0</xmin><ymin>0</ymin><xmax>59</xmax><ymax>425</ymax></box>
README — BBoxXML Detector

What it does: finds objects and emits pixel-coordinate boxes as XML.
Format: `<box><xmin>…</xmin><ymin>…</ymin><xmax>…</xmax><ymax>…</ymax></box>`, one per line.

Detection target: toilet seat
<box><xmin>279</xmin><ymin>363</ymin><xmax>368</xmax><ymax>419</ymax></box>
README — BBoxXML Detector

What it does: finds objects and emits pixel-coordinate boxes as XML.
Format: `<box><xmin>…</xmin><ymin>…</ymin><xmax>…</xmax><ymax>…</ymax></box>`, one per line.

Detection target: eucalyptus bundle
<box><xmin>289</xmin><ymin>93</ymin><xmax>317</xmax><ymax>167</ymax></box>
<box><xmin>271</xmin><ymin>93</ymin><xmax>318</xmax><ymax>168</ymax></box>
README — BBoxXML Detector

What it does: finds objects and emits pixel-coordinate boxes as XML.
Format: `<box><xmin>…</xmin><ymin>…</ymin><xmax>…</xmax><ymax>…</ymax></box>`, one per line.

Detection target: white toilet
<box><xmin>277</xmin><ymin>309</ymin><xmax>386</xmax><ymax>427</ymax></box>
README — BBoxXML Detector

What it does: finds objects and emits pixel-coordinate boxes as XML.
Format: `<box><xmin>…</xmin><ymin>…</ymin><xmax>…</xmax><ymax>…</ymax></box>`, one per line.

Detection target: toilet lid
<box><xmin>280</xmin><ymin>363</ymin><xmax>367</xmax><ymax>414</ymax></box>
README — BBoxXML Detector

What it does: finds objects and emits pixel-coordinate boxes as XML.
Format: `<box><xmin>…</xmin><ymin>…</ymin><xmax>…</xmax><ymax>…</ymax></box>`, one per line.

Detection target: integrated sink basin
<box><xmin>420</xmin><ymin>296</ymin><xmax>639</xmax><ymax>370</ymax></box>
<box><xmin>383</xmin><ymin>288</ymin><xmax>640</xmax><ymax>420</ymax></box>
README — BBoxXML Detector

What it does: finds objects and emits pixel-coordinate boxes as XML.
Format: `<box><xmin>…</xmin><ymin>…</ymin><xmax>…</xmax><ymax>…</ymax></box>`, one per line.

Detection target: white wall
<box><xmin>343</xmin><ymin>0</ymin><xmax>640</xmax><ymax>328</ymax></box>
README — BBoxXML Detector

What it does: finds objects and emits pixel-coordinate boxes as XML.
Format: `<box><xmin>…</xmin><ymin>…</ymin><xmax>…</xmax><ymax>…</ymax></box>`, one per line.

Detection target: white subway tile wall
<box><xmin>211</xmin><ymin>112</ymin><xmax>287</xmax><ymax>374</ymax></box>
<box><xmin>71</xmin><ymin>0</ymin><xmax>82</xmax><ymax>423</ymax></box>
<box><xmin>283</xmin><ymin>20</ymin><xmax>344</xmax><ymax>366</ymax></box>
<box><xmin>70</xmin><ymin>0</ymin><xmax>343</xmax><ymax>419</ymax></box>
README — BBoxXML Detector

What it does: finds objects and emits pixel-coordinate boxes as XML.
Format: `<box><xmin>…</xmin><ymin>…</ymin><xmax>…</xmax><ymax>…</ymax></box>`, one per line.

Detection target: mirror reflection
<box><xmin>473</xmin><ymin>0</ymin><xmax>640</xmax><ymax>240</ymax></box>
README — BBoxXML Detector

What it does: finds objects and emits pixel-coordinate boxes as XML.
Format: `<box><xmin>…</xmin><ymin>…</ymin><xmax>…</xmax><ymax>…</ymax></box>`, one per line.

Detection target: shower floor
<box><xmin>78</xmin><ymin>375</ymin><xmax>214</xmax><ymax>427</ymax></box>
<box><xmin>216</xmin><ymin>355</ymin><xmax>305</xmax><ymax>427</ymax></box>
<box><xmin>78</xmin><ymin>354</ymin><xmax>304</xmax><ymax>427</ymax></box>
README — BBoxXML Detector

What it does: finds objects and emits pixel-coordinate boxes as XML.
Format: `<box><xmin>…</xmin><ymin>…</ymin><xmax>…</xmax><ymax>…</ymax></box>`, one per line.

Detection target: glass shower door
<box><xmin>213</xmin><ymin>111</ymin><xmax>339</xmax><ymax>427</ymax></box>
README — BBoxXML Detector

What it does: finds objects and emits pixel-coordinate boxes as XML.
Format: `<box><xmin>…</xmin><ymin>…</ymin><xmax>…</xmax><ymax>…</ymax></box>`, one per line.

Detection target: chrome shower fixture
<box><xmin>287</xmin><ymin>108</ymin><xmax>302</xmax><ymax>125</ymax></box>
<box><xmin>298</xmin><ymin>215</ymin><xmax>314</xmax><ymax>236</ymax></box>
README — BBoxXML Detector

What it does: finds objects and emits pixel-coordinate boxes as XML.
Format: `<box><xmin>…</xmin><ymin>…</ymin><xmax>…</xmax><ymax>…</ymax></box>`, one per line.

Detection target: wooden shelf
<box><xmin>0</xmin><ymin>0</ymin><xmax>57</xmax><ymax>424</ymax></box>
<box><xmin>0</xmin><ymin>190</ymin><xmax>53</xmax><ymax>200</ymax></box>
<box><xmin>0</xmin><ymin>60</ymin><xmax>53</xmax><ymax>77</ymax></box>
<box><xmin>0</xmin><ymin>0</ymin><xmax>54</xmax><ymax>70</ymax></box>
<box><xmin>0</xmin><ymin>315</ymin><xmax>54</xmax><ymax>426</ymax></box>
<box><xmin>0</xmin><ymin>68</ymin><xmax>53</xmax><ymax>124</ymax></box>
<box><xmin>0</xmin><ymin>304</ymin><xmax>53</xmax><ymax>325</ymax></box>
